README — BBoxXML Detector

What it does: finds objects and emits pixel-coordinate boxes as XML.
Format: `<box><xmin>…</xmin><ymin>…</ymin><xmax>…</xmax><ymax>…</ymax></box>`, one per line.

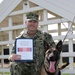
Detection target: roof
<box><xmin>29</xmin><ymin>0</ymin><xmax>75</xmax><ymax>22</ymax></box>
<box><xmin>0</xmin><ymin>0</ymin><xmax>75</xmax><ymax>23</ymax></box>
<box><xmin>0</xmin><ymin>0</ymin><xmax>22</xmax><ymax>23</ymax></box>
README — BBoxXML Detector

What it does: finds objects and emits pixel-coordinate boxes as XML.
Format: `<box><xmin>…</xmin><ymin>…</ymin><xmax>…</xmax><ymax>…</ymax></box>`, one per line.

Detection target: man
<box><xmin>8</xmin><ymin>12</ymin><xmax>55</xmax><ymax>75</ymax></box>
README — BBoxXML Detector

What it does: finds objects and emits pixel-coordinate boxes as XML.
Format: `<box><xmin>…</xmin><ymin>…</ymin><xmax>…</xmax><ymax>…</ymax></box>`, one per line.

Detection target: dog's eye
<box><xmin>48</xmin><ymin>51</ymin><xmax>51</xmax><ymax>54</ymax></box>
<box><xmin>53</xmin><ymin>51</ymin><xmax>58</xmax><ymax>55</ymax></box>
<box><xmin>53</xmin><ymin>51</ymin><xmax>59</xmax><ymax>59</ymax></box>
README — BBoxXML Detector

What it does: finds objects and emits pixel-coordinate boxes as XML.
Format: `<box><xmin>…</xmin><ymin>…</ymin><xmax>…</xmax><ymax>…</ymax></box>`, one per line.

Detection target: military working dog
<box><xmin>40</xmin><ymin>40</ymin><xmax>69</xmax><ymax>75</ymax></box>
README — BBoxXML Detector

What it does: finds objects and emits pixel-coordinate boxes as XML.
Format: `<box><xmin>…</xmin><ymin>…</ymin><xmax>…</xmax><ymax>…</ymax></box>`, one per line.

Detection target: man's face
<box><xmin>25</xmin><ymin>20</ymin><xmax>38</xmax><ymax>32</ymax></box>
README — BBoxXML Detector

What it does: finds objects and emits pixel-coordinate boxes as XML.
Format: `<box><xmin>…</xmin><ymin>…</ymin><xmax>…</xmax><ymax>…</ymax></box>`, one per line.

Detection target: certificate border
<box><xmin>15</xmin><ymin>38</ymin><xmax>34</xmax><ymax>62</ymax></box>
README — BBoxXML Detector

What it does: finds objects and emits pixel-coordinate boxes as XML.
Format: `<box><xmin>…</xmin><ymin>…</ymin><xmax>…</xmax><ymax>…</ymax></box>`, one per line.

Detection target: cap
<box><xmin>26</xmin><ymin>12</ymin><xmax>39</xmax><ymax>21</ymax></box>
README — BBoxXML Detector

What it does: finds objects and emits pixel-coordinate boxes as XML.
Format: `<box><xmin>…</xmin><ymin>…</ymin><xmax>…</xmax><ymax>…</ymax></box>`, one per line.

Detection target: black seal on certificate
<box><xmin>15</xmin><ymin>38</ymin><xmax>34</xmax><ymax>62</ymax></box>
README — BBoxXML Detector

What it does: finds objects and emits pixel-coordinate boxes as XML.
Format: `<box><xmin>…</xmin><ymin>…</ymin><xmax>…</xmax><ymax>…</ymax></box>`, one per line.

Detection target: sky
<box><xmin>0</xmin><ymin>0</ymin><xmax>3</xmax><ymax>3</ymax></box>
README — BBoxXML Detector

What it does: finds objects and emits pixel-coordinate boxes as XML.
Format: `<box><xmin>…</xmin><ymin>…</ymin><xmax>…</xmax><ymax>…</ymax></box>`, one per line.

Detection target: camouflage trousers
<box><xmin>10</xmin><ymin>62</ymin><xmax>40</xmax><ymax>75</ymax></box>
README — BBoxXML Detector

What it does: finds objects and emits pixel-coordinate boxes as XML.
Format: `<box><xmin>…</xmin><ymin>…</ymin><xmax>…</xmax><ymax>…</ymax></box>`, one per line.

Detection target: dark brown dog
<box><xmin>40</xmin><ymin>40</ymin><xmax>69</xmax><ymax>75</ymax></box>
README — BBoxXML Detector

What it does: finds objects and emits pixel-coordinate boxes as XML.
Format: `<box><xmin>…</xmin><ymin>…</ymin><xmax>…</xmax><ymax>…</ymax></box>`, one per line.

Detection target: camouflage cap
<box><xmin>26</xmin><ymin>12</ymin><xmax>39</xmax><ymax>21</ymax></box>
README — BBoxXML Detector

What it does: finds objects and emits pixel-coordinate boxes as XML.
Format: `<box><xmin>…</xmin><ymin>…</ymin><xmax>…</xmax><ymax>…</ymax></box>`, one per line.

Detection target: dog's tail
<box><xmin>59</xmin><ymin>62</ymin><xmax>69</xmax><ymax>70</ymax></box>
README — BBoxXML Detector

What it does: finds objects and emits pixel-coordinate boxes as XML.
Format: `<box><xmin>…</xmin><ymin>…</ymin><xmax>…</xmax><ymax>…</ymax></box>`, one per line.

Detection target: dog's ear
<box><xmin>56</xmin><ymin>40</ymin><xmax>62</xmax><ymax>53</ymax></box>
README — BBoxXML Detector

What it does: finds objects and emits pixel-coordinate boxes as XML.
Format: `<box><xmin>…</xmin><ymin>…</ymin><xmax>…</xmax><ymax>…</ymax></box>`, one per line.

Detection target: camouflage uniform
<box><xmin>10</xmin><ymin>30</ymin><xmax>55</xmax><ymax>75</ymax></box>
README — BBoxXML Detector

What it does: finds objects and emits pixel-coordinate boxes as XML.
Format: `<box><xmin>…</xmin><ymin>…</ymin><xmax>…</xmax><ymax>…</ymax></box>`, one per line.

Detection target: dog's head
<box><xmin>44</xmin><ymin>40</ymin><xmax>62</xmax><ymax>74</ymax></box>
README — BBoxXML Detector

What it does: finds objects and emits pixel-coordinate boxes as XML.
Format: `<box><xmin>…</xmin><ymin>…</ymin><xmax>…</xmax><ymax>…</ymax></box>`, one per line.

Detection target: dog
<box><xmin>40</xmin><ymin>40</ymin><xmax>69</xmax><ymax>75</ymax></box>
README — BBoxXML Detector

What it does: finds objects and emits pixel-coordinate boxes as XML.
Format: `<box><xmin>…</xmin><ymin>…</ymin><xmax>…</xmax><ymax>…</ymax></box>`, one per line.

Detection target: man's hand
<box><xmin>8</xmin><ymin>54</ymin><xmax>21</xmax><ymax>61</ymax></box>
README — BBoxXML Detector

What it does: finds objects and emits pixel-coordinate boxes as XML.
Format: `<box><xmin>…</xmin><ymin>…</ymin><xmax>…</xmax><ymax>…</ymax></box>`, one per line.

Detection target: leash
<box><xmin>62</xmin><ymin>16</ymin><xmax>75</xmax><ymax>43</ymax></box>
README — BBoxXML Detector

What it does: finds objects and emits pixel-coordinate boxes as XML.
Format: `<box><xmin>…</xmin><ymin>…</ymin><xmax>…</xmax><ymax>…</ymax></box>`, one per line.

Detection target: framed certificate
<box><xmin>15</xmin><ymin>38</ymin><xmax>34</xmax><ymax>62</ymax></box>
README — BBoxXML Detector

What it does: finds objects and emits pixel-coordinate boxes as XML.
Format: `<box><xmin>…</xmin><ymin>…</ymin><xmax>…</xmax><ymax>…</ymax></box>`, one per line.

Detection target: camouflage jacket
<box><xmin>10</xmin><ymin>30</ymin><xmax>55</xmax><ymax>75</ymax></box>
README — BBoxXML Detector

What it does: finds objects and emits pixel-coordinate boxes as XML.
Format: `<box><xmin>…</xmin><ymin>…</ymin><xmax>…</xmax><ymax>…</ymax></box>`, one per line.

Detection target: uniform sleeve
<box><xmin>44</xmin><ymin>32</ymin><xmax>55</xmax><ymax>48</ymax></box>
<box><xmin>11</xmin><ymin>45</ymin><xmax>15</xmax><ymax>54</ymax></box>
<box><xmin>11</xmin><ymin>34</ymin><xmax>24</xmax><ymax>54</ymax></box>
<box><xmin>11</xmin><ymin>40</ymin><xmax>16</xmax><ymax>54</ymax></box>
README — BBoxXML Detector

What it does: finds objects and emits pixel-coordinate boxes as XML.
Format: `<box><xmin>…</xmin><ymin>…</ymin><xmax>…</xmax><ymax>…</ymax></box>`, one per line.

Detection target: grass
<box><xmin>0</xmin><ymin>73</ymin><xmax>75</xmax><ymax>75</ymax></box>
<box><xmin>63</xmin><ymin>74</ymin><xmax>69</xmax><ymax>75</ymax></box>
<box><xmin>0</xmin><ymin>72</ymin><xmax>10</xmax><ymax>75</ymax></box>
<box><xmin>0</xmin><ymin>73</ymin><xmax>72</xmax><ymax>75</ymax></box>
<box><xmin>62</xmin><ymin>74</ymin><xmax>75</xmax><ymax>75</ymax></box>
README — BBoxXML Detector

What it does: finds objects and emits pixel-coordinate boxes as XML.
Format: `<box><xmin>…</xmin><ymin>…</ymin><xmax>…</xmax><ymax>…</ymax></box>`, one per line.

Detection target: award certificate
<box><xmin>15</xmin><ymin>38</ymin><xmax>33</xmax><ymax>62</ymax></box>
